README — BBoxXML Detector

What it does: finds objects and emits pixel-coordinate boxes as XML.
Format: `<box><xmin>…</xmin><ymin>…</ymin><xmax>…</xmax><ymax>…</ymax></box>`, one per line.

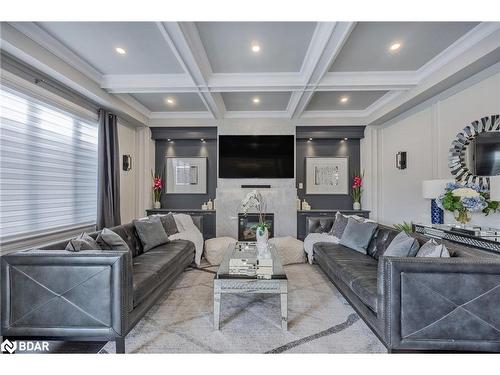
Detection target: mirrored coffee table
<box><xmin>214</xmin><ymin>242</ymin><xmax>288</xmax><ymax>330</ymax></box>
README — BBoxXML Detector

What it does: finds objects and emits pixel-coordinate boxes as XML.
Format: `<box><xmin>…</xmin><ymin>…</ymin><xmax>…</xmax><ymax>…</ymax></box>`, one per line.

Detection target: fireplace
<box><xmin>238</xmin><ymin>213</ymin><xmax>274</xmax><ymax>241</ymax></box>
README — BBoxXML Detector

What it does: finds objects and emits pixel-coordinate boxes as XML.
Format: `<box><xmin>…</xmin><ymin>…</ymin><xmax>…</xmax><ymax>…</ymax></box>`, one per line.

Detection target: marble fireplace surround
<box><xmin>216</xmin><ymin>179</ymin><xmax>297</xmax><ymax>238</ymax></box>
<box><xmin>216</xmin><ymin>120</ymin><xmax>297</xmax><ymax>239</ymax></box>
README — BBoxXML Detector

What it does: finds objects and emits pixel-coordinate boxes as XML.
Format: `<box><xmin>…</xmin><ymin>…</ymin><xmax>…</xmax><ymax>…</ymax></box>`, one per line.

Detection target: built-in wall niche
<box><xmin>150</xmin><ymin>127</ymin><xmax>217</xmax><ymax>210</ymax></box>
<box><xmin>296</xmin><ymin>126</ymin><xmax>365</xmax><ymax>210</ymax></box>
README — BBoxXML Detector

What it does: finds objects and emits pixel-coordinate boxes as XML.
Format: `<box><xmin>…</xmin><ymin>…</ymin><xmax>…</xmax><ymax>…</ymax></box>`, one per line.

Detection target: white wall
<box><xmin>362</xmin><ymin>67</ymin><xmax>500</xmax><ymax>227</ymax></box>
<box><xmin>118</xmin><ymin>123</ymin><xmax>155</xmax><ymax>222</ymax></box>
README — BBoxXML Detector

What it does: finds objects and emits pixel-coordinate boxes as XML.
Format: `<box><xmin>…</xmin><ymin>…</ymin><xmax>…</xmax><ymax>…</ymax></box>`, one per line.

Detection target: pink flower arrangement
<box><xmin>351</xmin><ymin>172</ymin><xmax>364</xmax><ymax>204</ymax></box>
<box><xmin>151</xmin><ymin>170</ymin><xmax>163</xmax><ymax>203</ymax></box>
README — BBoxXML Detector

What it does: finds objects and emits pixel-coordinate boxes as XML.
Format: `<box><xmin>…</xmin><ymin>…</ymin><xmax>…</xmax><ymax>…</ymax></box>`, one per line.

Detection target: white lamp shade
<box><xmin>490</xmin><ymin>175</ymin><xmax>500</xmax><ymax>201</ymax></box>
<box><xmin>422</xmin><ymin>179</ymin><xmax>455</xmax><ymax>199</ymax></box>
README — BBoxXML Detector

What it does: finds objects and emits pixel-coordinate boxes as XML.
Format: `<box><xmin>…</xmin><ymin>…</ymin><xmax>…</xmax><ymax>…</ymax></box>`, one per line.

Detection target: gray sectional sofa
<box><xmin>311</xmin><ymin>223</ymin><xmax>500</xmax><ymax>353</ymax></box>
<box><xmin>1</xmin><ymin>217</ymin><xmax>200</xmax><ymax>353</ymax></box>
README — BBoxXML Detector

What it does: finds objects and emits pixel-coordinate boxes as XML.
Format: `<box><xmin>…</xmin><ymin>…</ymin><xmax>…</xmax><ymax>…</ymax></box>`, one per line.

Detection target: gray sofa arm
<box><xmin>1</xmin><ymin>249</ymin><xmax>132</xmax><ymax>339</ymax></box>
<box><xmin>379</xmin><ymin>256</ymin><xmax>500</xmax><ymax>352</ymax></box>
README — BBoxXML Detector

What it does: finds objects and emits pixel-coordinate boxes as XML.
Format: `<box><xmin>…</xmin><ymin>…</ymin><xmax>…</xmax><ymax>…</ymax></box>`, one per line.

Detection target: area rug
<box><xmin>102</xmin><ymin>263</ymin><xmax>386</xmax><ymax>353</ymax></box>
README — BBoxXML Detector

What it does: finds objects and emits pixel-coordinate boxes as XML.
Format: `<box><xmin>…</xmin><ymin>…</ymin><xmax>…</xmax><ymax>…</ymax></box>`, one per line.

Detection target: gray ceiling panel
<box><xmin>307</xmin><ymin>91</ymin><xmax>388</xmax><ymax>111</ymax></box>
<box><xmin>330</xmin><ymin>22</ymin><xmax>479</xmax><ymax>72</ymax></box>
<box><xmin>222</xmin><ymin>92</ymin><xmax>292</xmax><ymax>111</ymax></box>
<box><xmin>37</xmin><ymin>22</ymin><xmax>184</xmax><ymax>75</ymax></box>
<box><xmin>196</xmin><ymin>22</ymin><xmax>317</xmax><ymax>73</ymax></box>
<box><xmin>131</xmin><ymin>93</ymin><xmax>207</xmax><ymax>112</ymax></box>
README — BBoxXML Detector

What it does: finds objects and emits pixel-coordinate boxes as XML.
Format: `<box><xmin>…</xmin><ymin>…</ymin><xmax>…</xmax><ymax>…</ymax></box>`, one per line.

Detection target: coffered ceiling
<box><xmin>3</xmin><ymin>21</ymin><xmax>500</xmax><ymax>126</ymax></box>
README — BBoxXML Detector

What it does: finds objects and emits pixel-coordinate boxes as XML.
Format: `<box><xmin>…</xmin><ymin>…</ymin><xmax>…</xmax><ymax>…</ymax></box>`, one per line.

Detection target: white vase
<box><xmin>353</xmin><ymin>201</ymin><xmax>361</xmax><ymax>210</ymax></box>
<box><xmin>153</xmin><ymin>201</ymin><xmax>161</xmax><ymax>209</ymax></box>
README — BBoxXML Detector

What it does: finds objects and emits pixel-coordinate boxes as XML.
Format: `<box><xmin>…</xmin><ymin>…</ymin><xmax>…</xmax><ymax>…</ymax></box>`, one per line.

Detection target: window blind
<box><xmin>0</xmin><ymin>86</ymin><xmax>98</xmax><ymax>243</ymax></box>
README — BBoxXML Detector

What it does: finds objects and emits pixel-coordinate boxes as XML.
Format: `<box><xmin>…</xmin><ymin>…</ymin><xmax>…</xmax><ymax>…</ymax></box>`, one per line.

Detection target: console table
<box><xmin>146</xmin><ymin>208</ymin><xmax>216</xmax><ymax>240</ymax></box>
<box><xmin>297</xmin><ymin>209</ymin><xmax>370</xmax><ymax>240</ymax></box>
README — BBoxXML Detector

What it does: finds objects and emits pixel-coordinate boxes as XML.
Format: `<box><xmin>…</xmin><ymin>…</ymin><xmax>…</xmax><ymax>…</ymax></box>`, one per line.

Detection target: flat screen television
<box><xmin>219</xmin><ymin>135</ymin><xmax>294</xmax><ymax>178</ymax></box>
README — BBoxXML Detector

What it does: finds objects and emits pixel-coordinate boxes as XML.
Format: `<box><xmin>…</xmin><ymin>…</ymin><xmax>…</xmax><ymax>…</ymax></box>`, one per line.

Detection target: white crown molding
<box><xmin>318</xmin><ymin>71</ymin><xmax>418</xmax><ymax>90</ymax></box>
<box><xmin>113</xmin><ymin>93</ymin><xmax>152</xmax><ymax>118</ymax></box>
<box><xmin>301</xmin><ymin>109</ymin><xmax>367</xmax><ymax>118</ymax></box>
<box><xmin>416</xmin><ymin>22</ymin><xmax>500</xmax><ymax>81</ymax></box>
<box><xmin>7</xmin><ymin>22</ymin><xmax>104</xmax><ymax>84</ymax></box>
<box><xmin>149</xmin><ymin>111</ymin><xmax>213</xmax><ymax>119</ymax></box>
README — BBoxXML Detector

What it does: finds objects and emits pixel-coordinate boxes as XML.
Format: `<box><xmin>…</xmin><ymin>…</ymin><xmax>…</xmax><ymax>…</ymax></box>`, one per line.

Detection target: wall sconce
<box><xmin>396</xmin><ymin>151</ymin><xmax>407</xmax><ymax>170</ymax></box>
<box><xmin>122</xmin><ymin>154</ymin><xmax>132</xmax><ymax>171</ymax></box>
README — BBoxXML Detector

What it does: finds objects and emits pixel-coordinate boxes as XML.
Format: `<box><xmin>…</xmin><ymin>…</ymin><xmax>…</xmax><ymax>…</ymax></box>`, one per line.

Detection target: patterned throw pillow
<box><xmin>329</xmin><ymin>212</ymin><xmax>349</xmax><ymax>238</ymax></box>
<box><xmin>65</xmin><ymin>233</ymin><xmax>101</xmax><ymax>252</ymax></box>
<box><xmin>416</xmin><ymin>239</ymin><xmax>450</xmax><ymax>258</ymax></box>
<box><xmin>383</xmin><ymin>231</ymin><xmax>420</xmax><ymax>257</ymax></box>
<box><xmin>153</xmin><ymin>213</ymin><xmax>179</xmax><ymax>236</ymax></box>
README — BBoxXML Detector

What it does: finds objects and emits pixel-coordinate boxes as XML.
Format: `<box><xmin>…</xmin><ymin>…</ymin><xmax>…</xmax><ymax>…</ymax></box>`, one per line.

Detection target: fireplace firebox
<box><xmin>238</xmin><ymin>213</ymin><xmax>274</xmax><ymax>241</ymax></box>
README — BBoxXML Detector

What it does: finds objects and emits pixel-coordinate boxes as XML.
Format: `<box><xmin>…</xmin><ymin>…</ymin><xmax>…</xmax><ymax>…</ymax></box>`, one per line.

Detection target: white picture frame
<box><xmin>305</xmin><ymin>157</ymin><xmax>349</xmax><ymax>195</ymax></box>
<box><xmin>165</xmin><ymin>157</ymin><xmax>207</xmax><ymax>194</ymax></box>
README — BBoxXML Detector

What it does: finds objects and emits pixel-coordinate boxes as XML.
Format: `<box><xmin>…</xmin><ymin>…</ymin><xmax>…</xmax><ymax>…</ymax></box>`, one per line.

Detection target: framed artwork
<box><xmin>165</xmin><ymin>157</ymin><xmax>207</xmax><ymax>194</ymax></box>
<box><xmin>305</xmin><ymin>157</ymin><xmax>349</xmax><ymax>195</ymax></box>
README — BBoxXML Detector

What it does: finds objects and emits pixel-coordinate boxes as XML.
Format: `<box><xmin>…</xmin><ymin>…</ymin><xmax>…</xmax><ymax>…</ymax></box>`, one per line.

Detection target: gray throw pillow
<box><xmin>313</xmin><ymin>219</ymin><xmax>334</xmax><ymax>234</ymax></box>
<box><xmin>416</xmin><ymin>239</ymin><xmax>450</xmax><ymax>258</ymax></box>
<box><xmin>339</xmin><ymin>218</ymin><xmax>378</xmax><ymax>254</ymax></box>
<box><xmin>153</xmin><ymin>213</ymin><xmax>179</xmax><ymax>236</ymax></box>
<box><xmin>329</xmin><ymin>212</ymin><xmax>349</xmax><ymax>238</ymax></box>
<box><xmin>65</xmin><ymin>233</ymin><xmax>101</xmax><ymax>252</ymax></box>
<box><xmin>134</xmin><ymin>216</ymin><xmax>169</xmax><ymax>252</ymax></box>
<box><xmin>383</xmin><ymin>231</ymin><xmax>420</xmax><ymax>257</ymax></box>
<box><xmin>96</xmin><ymin>228</ymin><xmax>130</xmax><ymax>252</ymax></box>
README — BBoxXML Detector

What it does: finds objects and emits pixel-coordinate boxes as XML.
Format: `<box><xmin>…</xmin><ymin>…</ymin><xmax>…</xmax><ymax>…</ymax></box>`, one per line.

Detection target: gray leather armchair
<box><xmin>379</xmin><ymin>255</ymin><xmax>500</xmax><ymax>352</ymax></box>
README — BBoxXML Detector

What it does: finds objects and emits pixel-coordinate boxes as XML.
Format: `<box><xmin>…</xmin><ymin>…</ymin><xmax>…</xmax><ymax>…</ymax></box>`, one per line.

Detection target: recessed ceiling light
<box><xmin>389</xmin><ymin>42</ymin><xmax>402</xmax><ymax>51</ymax></box>
<box><xmin>340</xmin><ymin>96</ymin><xmax>349</xmax><ymax>103</ymax></box>
<box><xmin>166</xmin><ymin>97</ymin><xmax>175</xmax><ymax>105</ymax></box>
<box><xmin>251</xmin><ymin>43</ymin><xmax>261</xmax><ymax>53</ymax></box>
<box><xmin>252</xmin><ymin>97</ymin><xmax>260</xmax><ymax>104</ymax></box>
<box><xmin>115</xmin><ymin>47</ymin><xmax>126</xmax><ymax>55</ymax></box>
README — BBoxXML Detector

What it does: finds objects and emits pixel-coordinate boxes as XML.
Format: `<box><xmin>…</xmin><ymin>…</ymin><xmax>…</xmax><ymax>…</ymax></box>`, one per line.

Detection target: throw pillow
<box><xmin>313</xmin><ymin>218</ymin><xmax>334</xmax><ymax>234</ymax></box>
<box><xmin>133</xmin><ymin>216</ymin><xmax>169</xmax><ymax>252</ymax></box>
<box><xmin>416</xmin><ymin>239</ymin><xmax>450</xmax><ymax>258</ymax></box>
<box><xmin>65</xmin><ymin>233</ymin><xmax>101</xmax><ymax>252</ymax></box>
<box><xmin>153</xmin><ymin>213</ymin><xmax>179</xmax><ymax>236</ymax></box>
<box><xmin>329</xmin><ymin>212</ymin><xmax>349</xmax><ymax>238</ymax></box>
<box><xmin>339</xmin><ymin>218</ymin><xmax>378</xmax><ymax>254</ymax></box>
<box><xmin>383</xmin><ymin>231</ymin><xmax>420</xmax><ymax>257</ymax></box>
<box><xmin>96</xmin><ymin>228</ymin><xmax>130</xmax><ymax>252</ymax></box>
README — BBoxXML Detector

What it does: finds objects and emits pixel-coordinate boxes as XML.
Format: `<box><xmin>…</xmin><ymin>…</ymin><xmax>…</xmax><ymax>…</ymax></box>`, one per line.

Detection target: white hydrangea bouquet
<box><xmin>437</xmin><ymin>182</ymin><xmax>498</xmax><ymax>225</ymax></box>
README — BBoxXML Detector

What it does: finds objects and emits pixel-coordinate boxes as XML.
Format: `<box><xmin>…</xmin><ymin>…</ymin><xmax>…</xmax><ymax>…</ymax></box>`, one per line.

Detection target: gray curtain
<box><xmin>97</xmin><ymin>109</ymin><xmax>121</xmax><ymax>229</ymax></box>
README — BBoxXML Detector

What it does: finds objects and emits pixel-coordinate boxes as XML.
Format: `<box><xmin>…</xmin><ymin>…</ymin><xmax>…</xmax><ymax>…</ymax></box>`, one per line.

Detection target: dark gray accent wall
<box><xmin>155</xmin><ymin>139</ymin><xmax>217</xmax><ymax>209</ymax></box>
<box><xmin>296</xmin><ymin>138</ymin><xmax>361</xmax><ymax>210</ymax></box>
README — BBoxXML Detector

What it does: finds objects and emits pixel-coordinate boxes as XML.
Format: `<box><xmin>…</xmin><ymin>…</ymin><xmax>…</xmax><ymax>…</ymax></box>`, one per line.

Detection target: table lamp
<box><xmin>490</xmin><ymin>175</ymin><xmax>500</xmax><ymax>202</ymax></box>
<box><xmin>422</xmin><ymin>179</ymin><xmax>454</xmax><ymax>224</ymax></box>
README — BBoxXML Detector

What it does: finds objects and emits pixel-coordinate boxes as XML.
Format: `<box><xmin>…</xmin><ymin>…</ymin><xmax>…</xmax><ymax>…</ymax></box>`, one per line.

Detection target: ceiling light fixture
<box><xmin>115</xmin><ymin>47</ymin><xmax>126</xmax><ymax>55</ymax></box>
<box><xmin>252</xmin><ymin>97</ymin><xmax>260</xmax><ymax>104</ymax></box>
<box><xmin>340</xmin><ymin>96</ymin><xmax>349</xmax><ymax>103</ymax></box>
<box><xmin>389</xmin><ymin>42</ymin><xmax>402</xmax><ymax>51</ymax></box>
<box><xmin>308</xmin><ymin>138</ymin><xmax>313</xmax><ymax>142</ymax></box>
<box><xmin>251</xmin><ymin>43</ymin><xmax>261</xmax><ymax>53</ymax></box>
<box><xmin>344</xmin><ymin>138</ymin><xmax>348</xmax><ymax>141</ymax></box>
<box><xmin>200</xmin><ymin>138</ymin><xmax>205</xmax><ymax>142</ymax></box>
<box><xmin>166</xmin><ymin>97</ymin><xmax>175</xmax><ymax>105</ymax></box>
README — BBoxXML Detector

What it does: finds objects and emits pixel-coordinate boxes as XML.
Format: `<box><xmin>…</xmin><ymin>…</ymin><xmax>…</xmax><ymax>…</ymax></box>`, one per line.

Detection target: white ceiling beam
<box><xmin>207</xmin><ymin>73</ymin><xmax>304</xmax><ymax>91</ymax></box>
<box><xmin>290</xmin><ymin>22</ymin><xmax>356</xmax><ymax>119</ymax></box>
<box><xmin>101</xmin><ymin>74</ymin><xmax>195</xmax><ymax>93</ymax></box>
<box><xmin>318</xmin><ymin>71</ymin><xmax>418</xmax><ymax>91</ymax></box>
<box><xmin>155</xmin><ymin>22</ymin><xmax>224</xmax><ymax>119</ymax></box>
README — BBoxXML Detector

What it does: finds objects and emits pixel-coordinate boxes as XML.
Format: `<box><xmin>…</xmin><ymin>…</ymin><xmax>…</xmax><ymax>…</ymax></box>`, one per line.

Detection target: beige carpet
<box><xmin>102</xmin><ymin>263</ymin><xmax>386</xmax><ymax>353</ymax></box>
